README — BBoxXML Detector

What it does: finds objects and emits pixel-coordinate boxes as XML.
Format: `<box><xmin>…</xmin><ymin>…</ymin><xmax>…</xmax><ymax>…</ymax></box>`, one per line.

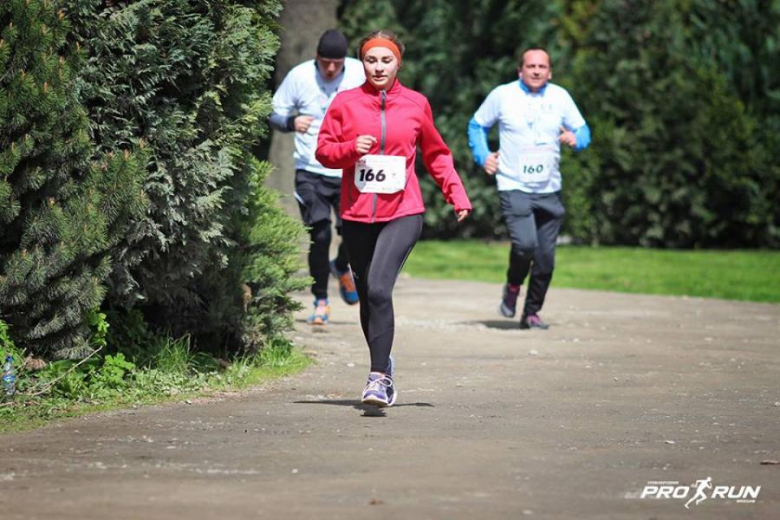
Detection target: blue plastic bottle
<box><xmin>2</xmin><ymin>355</ymin><xmax>16</xmax><ymax>399</ymax></box>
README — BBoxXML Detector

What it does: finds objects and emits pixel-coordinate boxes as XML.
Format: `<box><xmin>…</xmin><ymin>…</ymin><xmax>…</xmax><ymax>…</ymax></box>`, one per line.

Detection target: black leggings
<box><xmin>341</xmin><ymin>215</ymin><xmax>423</xmax><ymax>373</ymax></box>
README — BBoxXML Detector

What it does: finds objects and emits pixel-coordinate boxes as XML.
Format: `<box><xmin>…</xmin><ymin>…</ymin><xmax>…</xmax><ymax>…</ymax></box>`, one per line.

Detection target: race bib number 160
<box><xmin>354</xmin><ymin>154</ymin><xmax>407</xmax><ymax>194</ymax></box>
<box><xmin>517</xmin><ymin>145</ymin><xmax>556</xmax><ymax>184</ymax></box>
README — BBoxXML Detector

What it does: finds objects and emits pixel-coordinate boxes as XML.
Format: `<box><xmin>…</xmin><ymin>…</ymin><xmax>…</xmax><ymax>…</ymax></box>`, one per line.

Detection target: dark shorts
<box><xmin>294</xmin><ymin>169</ymin><xmax>342</xmax><ymax>229</ymax></box>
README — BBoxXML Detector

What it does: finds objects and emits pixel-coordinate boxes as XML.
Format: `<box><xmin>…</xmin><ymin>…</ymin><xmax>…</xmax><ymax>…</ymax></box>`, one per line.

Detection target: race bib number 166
<box><xmin>354</xmin><ymin>154</ymin><xmax>407</xmax><ymax>194</ymax></box>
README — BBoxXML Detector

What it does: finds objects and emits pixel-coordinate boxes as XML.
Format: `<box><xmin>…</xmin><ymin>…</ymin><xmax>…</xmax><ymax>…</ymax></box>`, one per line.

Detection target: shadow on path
<box><xmin>293</xmin><ymin>319</ymin><xmax>353</xmax><ymax>326</ymax></box>
<box><xmin>295</xmin><ymin>399</ymin><xmax>434</xmax><ymax>417</ymax></box>
<box><xmin>465</xmin><ymin>320</ymin><xmax>520</xmax><ymax>330</ymax></box>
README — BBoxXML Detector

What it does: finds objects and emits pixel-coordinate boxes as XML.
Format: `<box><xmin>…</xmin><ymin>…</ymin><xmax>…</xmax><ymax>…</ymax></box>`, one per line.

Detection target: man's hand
<box><xmin>356</xmin><ymin>135</ymin><xmax>378</xmax><ymax>155</ymax></box>
<box><xmin>558</xmin><ymin>126</ymin><xmax>576</xmax><ymax>148</ymax></box>
<box><xmin>294</xmin><ymin>115</ymin><xmax>315</xmax><ymax>133</ymax></box>
<box><xmin>484</xmin><ymin>151</ymin><xmax>499</xmax><ymax>175</ymax></box>
<box><xmin>456</xmin><ymin>209</ymin><xmax>471</xmax><ymax>223</ymax></box>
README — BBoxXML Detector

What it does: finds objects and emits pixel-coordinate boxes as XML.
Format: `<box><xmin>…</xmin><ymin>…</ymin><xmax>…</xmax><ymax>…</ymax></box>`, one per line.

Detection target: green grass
<box><xmin>0</xmin><ymin>340</ymin><xmax>311</xmax><ymax>434</ymax></box>
<box><xmin>404</xmin><ymin>241</ymin><xmax>780</xmax><ymax>303</ymax></box>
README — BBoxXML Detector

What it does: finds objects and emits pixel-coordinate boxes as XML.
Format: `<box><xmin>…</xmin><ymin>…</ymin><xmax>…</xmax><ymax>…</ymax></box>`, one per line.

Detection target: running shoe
<box><xmin>520</xmin><ymin>313</ymin><xmax>549</xmax><ymax>330</ymax></box>
<box><xmin>361</xmin><ymin>372</ymin><xmax>396</xmax><ymax>407</ymax></box>
<box><xmin>330</xmin><ymin>260</ymin><xmax>359</xmax><ymax>305</ymax></box>
<box><xmin>499</xmin><ymin>283</ymin><xmax>521</xmax><ymax>318</ymax></box>
<box><xmin>307</xmin><ymin>299</ymin><xmax>330</xmax><ymax>325</ymax></box>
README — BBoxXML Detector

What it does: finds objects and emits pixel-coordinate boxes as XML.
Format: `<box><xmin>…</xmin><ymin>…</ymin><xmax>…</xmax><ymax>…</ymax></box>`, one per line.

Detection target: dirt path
<box><xmin>1</xmin><ymin>278</ymin><xmax>778</xmax><ymax>519</ymax></box>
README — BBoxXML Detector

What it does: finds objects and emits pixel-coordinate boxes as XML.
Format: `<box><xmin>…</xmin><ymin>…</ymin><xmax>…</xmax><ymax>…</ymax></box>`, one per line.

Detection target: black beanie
<box><xmin>317</xmin><ymin>29</ymin><xmax>348</xmax><ymax>59</ymax></box>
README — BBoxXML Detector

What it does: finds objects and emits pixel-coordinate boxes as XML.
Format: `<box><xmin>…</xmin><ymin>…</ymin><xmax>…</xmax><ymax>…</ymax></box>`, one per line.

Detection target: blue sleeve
<box><xmin>573</xmin><ymin>124</ymin><xmax>591</xmax><ymax>151</ymax></box>
<box><xmin>468</xmin><ymin>117</ymin><xmax>492</xmax><ymax>167</ymax></box>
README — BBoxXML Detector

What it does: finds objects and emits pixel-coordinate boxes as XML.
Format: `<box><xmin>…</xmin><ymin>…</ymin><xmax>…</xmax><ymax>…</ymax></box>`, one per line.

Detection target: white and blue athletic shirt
<box><xmin>270</xmin><ymin>57</ymin><xmax>365</xmax><ymax>177</ymax></box>
<box><xmin>469</xmin><ymin>80</ymin><xmax>590</xmax><ymax>193</ymax></box>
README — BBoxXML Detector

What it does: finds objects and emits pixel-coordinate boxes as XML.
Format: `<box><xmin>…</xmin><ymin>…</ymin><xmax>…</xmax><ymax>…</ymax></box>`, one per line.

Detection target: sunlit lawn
<box><xmin>404</xmin><ymin>241</ymin><xmax>780</xmax><ymax>303</ymax></box>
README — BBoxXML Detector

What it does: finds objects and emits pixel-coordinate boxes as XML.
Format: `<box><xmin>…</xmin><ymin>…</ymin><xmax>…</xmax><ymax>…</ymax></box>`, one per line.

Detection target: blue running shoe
<box><xmin>307</xmin><ymin>299</ymin><xmax>330</xmax><ymax>326</ymax></box>
<box><xmin>361</xmin><ymin>372</ymin><xmax>395</xmax><ymax>407</ymax></box>
<box><xmin>330</xmin><ymin>260</ymin><xmax>359</xmax><ymax>305</ymax></box>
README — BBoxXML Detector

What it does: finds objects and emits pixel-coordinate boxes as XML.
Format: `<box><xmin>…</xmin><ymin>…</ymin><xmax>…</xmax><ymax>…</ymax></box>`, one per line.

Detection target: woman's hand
<box><xmin>356</xmin><ymin>135</ymin><xmax>378</xmax><ymax>155</ymax></box>
<box><xmin>456</xmin><ymin>209</ymin><xmax>471</xmax><ymax>222</ymax></box>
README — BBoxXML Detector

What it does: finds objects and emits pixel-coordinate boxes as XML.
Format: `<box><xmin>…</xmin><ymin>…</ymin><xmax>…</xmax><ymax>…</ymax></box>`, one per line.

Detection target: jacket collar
<box><xmin>361</xmin><ymin>78</ymin><xmax>403</xmax><ymax>102</ymax></box>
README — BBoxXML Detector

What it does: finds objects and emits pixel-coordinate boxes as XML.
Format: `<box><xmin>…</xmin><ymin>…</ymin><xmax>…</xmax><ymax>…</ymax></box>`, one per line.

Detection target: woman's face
<box><xmin>362</xmin><ymin>46</ymin><xmax>399</xmax><ymax>90</ymax></box>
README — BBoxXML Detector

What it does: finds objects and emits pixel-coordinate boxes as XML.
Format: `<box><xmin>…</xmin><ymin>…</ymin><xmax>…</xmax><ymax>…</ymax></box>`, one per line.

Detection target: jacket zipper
<box><xmin>371</xmin><ymin>90</ymin><xmax>387</xmax><ymax>223</ymax></box>
<box><xmin>380</xmin><ymin>90</ymin><xmax>387</xmax><ymax>154</ymax></box>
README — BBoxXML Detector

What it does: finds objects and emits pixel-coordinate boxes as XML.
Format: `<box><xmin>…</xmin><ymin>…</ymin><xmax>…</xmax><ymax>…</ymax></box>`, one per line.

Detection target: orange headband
<box><xmin>361</xmin><ymin>38</ymin><xmax>402</xmax><ymax>65</ymax></box>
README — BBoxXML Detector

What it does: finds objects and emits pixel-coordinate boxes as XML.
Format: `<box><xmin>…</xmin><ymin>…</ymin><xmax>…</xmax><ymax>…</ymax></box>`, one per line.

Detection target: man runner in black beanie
<box><xmin>270</xmin><ymin>30</ymin><xmax>366</xmax><ymax>325</ymax></box>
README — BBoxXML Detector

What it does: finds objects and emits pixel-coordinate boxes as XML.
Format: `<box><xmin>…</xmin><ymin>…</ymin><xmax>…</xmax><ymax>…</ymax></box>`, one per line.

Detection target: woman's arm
<box><xmin>315</xmin><ymin>98</ymin><xmax>361</xmax><ymax>169</ymax></box>
<box><xmin>418</xmin><ymin>101</ymin><xmax>472</xmax><ymax>212</ymax></box>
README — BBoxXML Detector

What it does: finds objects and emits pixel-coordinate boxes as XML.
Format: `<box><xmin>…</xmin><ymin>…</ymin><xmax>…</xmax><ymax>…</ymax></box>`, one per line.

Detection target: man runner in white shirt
<box><xmin>270</xmin><ymin>30</ymin><xmax>365</xmax><ymax>325</ymax></box>
<box><xmin>468</xmin><ymin>48</ymin><xmax>591</xmax><ymax>329</ymax></box>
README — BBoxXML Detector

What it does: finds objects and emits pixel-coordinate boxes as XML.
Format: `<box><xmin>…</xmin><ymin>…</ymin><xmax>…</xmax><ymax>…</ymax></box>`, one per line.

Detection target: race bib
<box><xmin>517</xmin><ymin>146</ymin><xmax>557</xmax><ymax>184</ymax></box>
<box><xmin>354</xmin><ymin>155</ymin><xmax>407</xmax><ymax>194</ymax></box>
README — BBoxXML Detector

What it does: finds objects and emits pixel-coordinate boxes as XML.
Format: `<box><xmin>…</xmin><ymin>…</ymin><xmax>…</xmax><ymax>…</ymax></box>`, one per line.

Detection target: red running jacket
<box><xmin>316</xmin><ymin>80</ymin><xmax>472</xmax><ymax>223</ymax></box>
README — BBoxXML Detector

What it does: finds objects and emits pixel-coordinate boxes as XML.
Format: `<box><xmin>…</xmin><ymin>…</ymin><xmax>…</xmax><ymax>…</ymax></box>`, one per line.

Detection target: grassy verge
<box><xmin>0</xmin><ymin>337</ymin><xmax>311</xmax><ymax>434</ymax></box>
<box><xmin>405</xmin><ymin>241</ymin><xmax>780</xmax><ymax>303</ymax></box>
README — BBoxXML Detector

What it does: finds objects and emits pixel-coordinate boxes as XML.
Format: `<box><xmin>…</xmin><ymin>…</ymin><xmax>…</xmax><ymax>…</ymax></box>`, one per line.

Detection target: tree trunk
<box><xmin>266</xmin><ymin>0</ymin><xmax>341</xmax><ymax>216</ymax></box>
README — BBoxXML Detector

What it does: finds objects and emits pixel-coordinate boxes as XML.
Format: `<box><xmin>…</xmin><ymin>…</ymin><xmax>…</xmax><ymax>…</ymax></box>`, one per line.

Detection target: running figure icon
<box><xmin>685</xmin><ymin>477</ymin><xmax>713</xmax><ymax>509</ymax></box>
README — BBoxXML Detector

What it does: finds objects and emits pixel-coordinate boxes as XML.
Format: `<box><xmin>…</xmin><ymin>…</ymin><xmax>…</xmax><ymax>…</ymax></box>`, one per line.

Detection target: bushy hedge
<box><xmin>66</xmin><ymin>0</ymin><xmax>306</xmax><ymax>354</ymax></box>
<box><xmin>0</xmin><ymin>0</ymin><xmax>147</xmax><ymax>359</ymax></box>
<box><xmin>1</xmin><ymin>0</ymin><xmax>305</xmax><ymax>359</ymax></box>
<box><xmin>560</xmin><ymin>0</ymin><xmax>777</xmax><ymax>247</ymax></box>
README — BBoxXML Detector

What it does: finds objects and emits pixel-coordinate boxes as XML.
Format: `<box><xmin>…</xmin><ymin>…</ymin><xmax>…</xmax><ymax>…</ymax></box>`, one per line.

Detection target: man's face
<box><xmin>518</xmin><ymin>50</ymin><xmax>552</xmax><ymax>92</ymax></box>
<box><xmin>316</xmin><ymin>55</ymin><xmax>345</xmax><ymax>80</ymax></box>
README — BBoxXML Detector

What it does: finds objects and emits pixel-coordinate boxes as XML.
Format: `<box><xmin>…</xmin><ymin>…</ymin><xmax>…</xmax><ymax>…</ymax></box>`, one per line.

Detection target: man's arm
<box><xmin>468</xmin><ymin>88</ymin><xmax>501</xmax><ymax>174</ymax></box>
<box><xmin>572</xmin><ymin>124</ymin><xmax>591</xmax><ymax>151</ymax></box>
<box><xmin>270</xmin><ymin>71</ymin><xmax>310</xmax><ymax>133</ymax></box>
<box><xmin>559</xmin><ymin>123</ymin><xmax>590</xmax><ymax>150</ymax></box>
<box><xmin>468</xmin><ymin>117</ymin><xmax>492</xmax><ymax>167</ymax></box>
<box><xmin>561</xmin><ymin>90</ymin><xmax>590</xmax><ymax>151</ymax></box>
<box><xmin>269</xmin><ymin>112</ymin><xmax>297</xmax><ymax>133</ymax></box>
<box><xmin>468</xmin><ymin>117</ymin><xmax>499</xmax><ymax>175</ymax></box>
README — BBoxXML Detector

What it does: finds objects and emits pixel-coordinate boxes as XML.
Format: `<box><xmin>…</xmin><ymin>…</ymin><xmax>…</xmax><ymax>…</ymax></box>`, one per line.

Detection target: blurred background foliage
<box><xmin>338</xmin><ymin>0</ymin><xmax>780</xmax><ymax>248</ymax></box>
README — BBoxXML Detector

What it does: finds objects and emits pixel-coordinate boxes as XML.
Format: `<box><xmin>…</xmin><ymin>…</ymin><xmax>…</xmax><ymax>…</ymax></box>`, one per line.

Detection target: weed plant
<box><xmin>0</xmin><ymin>316</ymin><xmax>309</xmax><ymax>433</ymax></box>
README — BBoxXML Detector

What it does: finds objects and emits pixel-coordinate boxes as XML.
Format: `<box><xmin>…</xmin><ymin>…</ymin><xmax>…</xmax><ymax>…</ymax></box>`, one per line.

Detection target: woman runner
<box><xmin>316</xmin><ymin>30</ymin><xmax>472</xmax><ymax>407</ymax></box>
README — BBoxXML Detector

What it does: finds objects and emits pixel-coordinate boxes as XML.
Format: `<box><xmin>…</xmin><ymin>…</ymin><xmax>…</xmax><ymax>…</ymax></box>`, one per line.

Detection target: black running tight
<box><xmin>341</xmin><ymin>214</ymin><xmax>423</xmax><ymax>373</ymax></box>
